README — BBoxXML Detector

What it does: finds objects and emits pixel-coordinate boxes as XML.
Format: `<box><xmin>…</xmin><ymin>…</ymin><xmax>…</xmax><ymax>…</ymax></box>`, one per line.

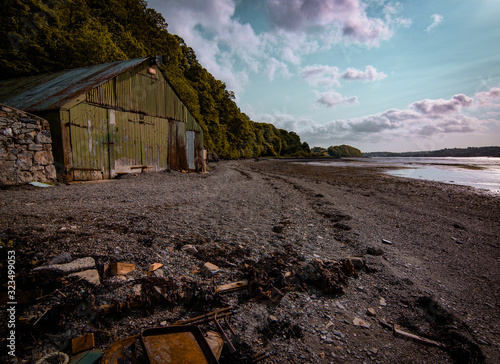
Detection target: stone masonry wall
<box><xmin>0</xmin><ymin>103</ymin><xmax>57</xmax><ymax>185</ymax></box>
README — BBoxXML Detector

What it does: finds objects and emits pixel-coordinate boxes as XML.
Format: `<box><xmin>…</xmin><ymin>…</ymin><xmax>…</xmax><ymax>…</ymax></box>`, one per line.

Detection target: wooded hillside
<box><xmin>364</xmin><ymin>146</ymin><xmax>500</xmax><ymax>158</ymax></box>
<box><xmin>0</xmin><ymin>0</ymin><xmax>311</xmax><ymax>159</ymax></box>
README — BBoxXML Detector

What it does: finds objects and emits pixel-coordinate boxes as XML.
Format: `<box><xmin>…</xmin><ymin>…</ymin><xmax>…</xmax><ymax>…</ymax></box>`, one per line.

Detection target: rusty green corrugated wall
<box><xmin>67</xmin><ymin>103</ymin><xmax>110</xmax><ymax>180</ymax></box>
<box><xmin>65</xmin><ymin>60</ymin><xmax>203</xmax><ymax>180</ymax></box>
<box><xmin>66</xmin><ymin>105</ymin><xmax>170</xmax><ymax>179</ymax></box>
<box><xmin>87</xmin><ymin>63</ymin><xmax>198</xmax><ymax>129</ymax></box>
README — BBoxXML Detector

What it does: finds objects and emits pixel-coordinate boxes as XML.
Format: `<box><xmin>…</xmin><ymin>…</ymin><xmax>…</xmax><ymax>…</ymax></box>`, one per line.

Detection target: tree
<box><xmin>327</xmin><ymin>145</ymin><xmax>362</xmax><ymax>158</ymax></box>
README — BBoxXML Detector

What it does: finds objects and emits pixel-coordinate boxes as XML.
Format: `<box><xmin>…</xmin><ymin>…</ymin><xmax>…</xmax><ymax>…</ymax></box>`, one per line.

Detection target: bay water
<box><xmin>307</xmin><ymin>157</ymin><xmax>500</xmax><ymax>194</ymax></box>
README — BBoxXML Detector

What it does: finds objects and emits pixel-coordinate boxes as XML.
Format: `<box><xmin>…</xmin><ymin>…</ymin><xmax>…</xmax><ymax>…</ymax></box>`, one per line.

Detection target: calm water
<box><xmin>307</xmin><ymin>157</ymin><xmax>500</xmax><ymax>194</ymax></box>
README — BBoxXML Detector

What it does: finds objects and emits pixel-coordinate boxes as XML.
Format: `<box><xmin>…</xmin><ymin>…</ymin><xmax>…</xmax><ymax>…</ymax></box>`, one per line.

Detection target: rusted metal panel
<box><xmin>143</xmin><ymin>115</ymin><xmax>168</xmax><ymax>172</ymax></box>
<box><xmin>110</xmin><ymin>111</ymin><xmax>169</xmax><ymax>175</ymax></box>
<box><xmin>112</xmin><ymin>111</ymin><xmax>142</xmax><ymax>175</ymax></box>
<box><xmin>87</xmin><ymin>79</ymin><xmax>116</xmax><ymax>107</ymax></box>
<box><xmin>0</xmin><ymin>58</ymin><xmax>147</xmax><ymax>112</ymax></box>
<box><xmin>186</xmin><ymin>131</ymin><xmax>195</xmax><ymax>170</ymax></box>
<box><xmin>177</xmin><ymin>121</ymin><xmax>188</xmax><ymax>170</ymax></box>
<box><xmin>168</xmin><ymin>120</ymin><xmax>178</xmax><ymax>171</ymax></box>
<box><xmin>168</xmin><ymin>120</ymin><xmax>189</xmax><ymax>171</ymax></box>
<box><xmin>68</xmin><ymin>103</ymin><xmax>109</xmax><ymax>180</ymax></box>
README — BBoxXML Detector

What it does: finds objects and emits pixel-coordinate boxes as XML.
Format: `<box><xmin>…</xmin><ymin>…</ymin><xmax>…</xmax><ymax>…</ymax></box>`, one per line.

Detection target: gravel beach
<box><xmin>1</xmin><ymin>158</ymin><xmax>498</xmax><ymax>363</ymax></box>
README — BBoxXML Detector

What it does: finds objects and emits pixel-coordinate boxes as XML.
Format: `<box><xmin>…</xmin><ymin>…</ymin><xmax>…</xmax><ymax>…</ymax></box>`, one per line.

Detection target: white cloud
<box><xmin>314</xmin><ymin>91</ymin><xmax>359</xmax><ymax>107</ymax></box>
<box><xmin>474</xmin><ymin>87</ymin><xmax>500</xmax><ymax>108</ymax></box>
<box><xmin>253</xmin><ymin>89</ymin><xmax>500</xmax><ymax>148</ymax></box>
<box><xmin>302</xmin><ymin>65</ymin><xmax>386</xmax><ymax>87</ymax></box>
<box><xmin>265</xmin><ymin>0</ymin><xmax>402</xmax><ymax>46</ymax></box>
<box><xmin>411</xmin><ymin>94</ymin><xmax>474</xmax><ymax>115</ymax></box>
<box><xmin>301</xmin><ymin>65</ymin><xmax>341</xmax><ymax>87</ymax></box>
<box><xmin>148</xmin><ymin>0</ymin><xmax>261</xmax><ymax>94</ymax></box>
<box><xmin>341</xmin><ymin>65</ymin><xmax>387</xmax><ymax>81</ymax></box>
<box><xmin>425</xmin><ymin>14</ymin><xmax>443</xmax><ymax>33</ymax></box>
<box><xmin>148</xmin><ymin>0</ymin><xmax>409</xmax><ymax>95</ymax></box>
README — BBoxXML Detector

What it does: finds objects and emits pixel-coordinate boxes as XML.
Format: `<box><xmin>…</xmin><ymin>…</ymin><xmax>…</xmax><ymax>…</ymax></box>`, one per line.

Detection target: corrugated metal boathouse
<box><xmin>0</xmin><ymin>57</ymin><xmax>204</xmax><ymax>181</ymax></box>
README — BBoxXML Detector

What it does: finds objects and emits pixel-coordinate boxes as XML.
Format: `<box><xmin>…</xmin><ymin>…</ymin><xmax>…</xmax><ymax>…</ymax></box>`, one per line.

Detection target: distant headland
<box><xmin>363</xmin><ymin>146</ymin><xmax>500</xmax><ymax>158</ymax></box>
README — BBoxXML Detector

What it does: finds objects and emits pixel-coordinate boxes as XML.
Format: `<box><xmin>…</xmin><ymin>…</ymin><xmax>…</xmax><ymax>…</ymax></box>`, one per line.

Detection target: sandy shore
<box><xmin>1</xmin><ymin>158</ymin><xmax>498</xmax><ymax>363</ymax></box>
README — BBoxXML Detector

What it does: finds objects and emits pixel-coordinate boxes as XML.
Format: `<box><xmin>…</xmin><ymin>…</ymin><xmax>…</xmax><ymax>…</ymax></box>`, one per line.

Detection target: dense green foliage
<box><xmin>311</xmin><ymin>147</ymin><xmax>328</xmax><ymax>156</ymax></box>
<box><xmin>364</xmin><ymin>146</ymin><xmax>500</xmax><ymax>158</ymax></box>
<box><xmin>327</xmin><ymin>145</ymin><xmax>362</xmax><ymax>158</ymax></box>
<box><xmin>0</xmin><ymin>0</ymin><xmax>311</xmax><ymax>159</ymax></box>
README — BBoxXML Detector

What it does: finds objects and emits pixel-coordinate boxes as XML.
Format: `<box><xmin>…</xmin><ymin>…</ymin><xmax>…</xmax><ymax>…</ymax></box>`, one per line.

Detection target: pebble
<box><xmin>333</xmin><ymin>330</ymin><xmax>345</xmax><ymax>338</ymax></box>
<box><xmin>69</xmin><ymin>269</ymin><xmax>100</xmax><ymax>285</ymax></box>
<box><xmin>269</xmin><ymin>315</ymin><xmax>278</xmax><ymax>322</ymax></box>
<box><xmin>182</xmin><ymin>244</ymin><xmax>198</xmax><ymax>254</ymax></box>
<box><xmin>353</xmin><ymin>317</ymin><xmax>371</xmax><ymax>328</ymax></box>
<box><xmin>335</xmin><ymin>301</ymin><xmax>345</xmax><ymax>310</ymax></box>
<box><xmin>379</xmin><ymin>297</ymin><xmax>387</xmax><ymax>306</ymax></box>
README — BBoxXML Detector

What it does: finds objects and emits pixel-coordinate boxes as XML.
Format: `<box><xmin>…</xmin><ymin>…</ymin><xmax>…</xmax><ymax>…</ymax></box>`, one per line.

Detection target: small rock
<box><xmin>69</xmin><ymin>269</ymin><xmax>100</xmax><ymax>285</ymax></box>
<box><xmin>348</xmin><ymin>257</ymin><xmax>364</xmax><ymax>270</ymax></box>
<box><xmin>366</xmin><ymin>247</ymin><xmax>384</xmax><ymax>256</ymax></box>
<box><xmin>333</xmin><ymin>330</ymin><xmax>345</xmax><ymax>338</ymax></box>
<box><xmin>353</xmin><ymin>317</ymin><xmax>371</xmax><ymax>328</ymax></box>
<box><xmin>379</xmin><ymin>297</ymin><xmax>387</xmax><ymax>306</ymax></box>
<box><xmin>268</xmin><ymin>315</ymin><xmax>278</xmax><ymax>322</ymax></box>
<box><xmin>369</xmin><ymin>348</ymin><xmax>378</xmax><ymax>355</ymax></box>
<box><xmin>153</xmin><ymin>269</ymin><xmax>165</xmax><ymax>278</ymax></box>
<box><xmin>381</xmin><ymin>239</ymin><xmax>392</xmax><ymax>245</ymax></box>
<box><xmin>160</xmin><ymin>321</ymin><xmax>167</xmax><ymax>326</ymax></box>
<box><xmin>201</xmin><ymin>262</ymin><xmax>220</xmax><ymax>277</ymax></box>
<box><xmin>130</xmin><ymin>284</ymin><xmax>142</xmax><ymax>297</ymax></box>
<box><xmin>182</xmin><ymin>244</ymin><xmax>198</xmax><ymax>254</ymax></box>
<box><xmin>34</xmin><ymin>257</ymin><xmax>96</xmax><ymax>273</ymax></box>
<box><xmin>366</xmin><ymin>308</ymin><xmax>377</xmax><ymax>317</ymax></box>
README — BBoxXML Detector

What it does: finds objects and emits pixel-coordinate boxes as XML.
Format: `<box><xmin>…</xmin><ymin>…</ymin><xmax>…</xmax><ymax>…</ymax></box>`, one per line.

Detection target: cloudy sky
<box><xmin>148</xmin><ymin>0</ymin><xmax>500</xmax><ymax>152</ymax></box>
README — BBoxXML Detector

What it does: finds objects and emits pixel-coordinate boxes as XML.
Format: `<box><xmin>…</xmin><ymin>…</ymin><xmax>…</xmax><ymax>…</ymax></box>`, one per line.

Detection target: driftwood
<box><xmin>379</xmin><ymin>319</ymin><xmax>444</xmax><ymax>347</ymax></box>
<box><xmin>215</xmin><ymin>280</ymin><xmax>249</xmax><ymax>294</ymax></box>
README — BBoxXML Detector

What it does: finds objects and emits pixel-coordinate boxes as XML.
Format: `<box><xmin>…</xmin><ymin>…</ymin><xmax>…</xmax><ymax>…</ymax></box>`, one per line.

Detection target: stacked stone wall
<box><xmin>0</xmin><ymin>104</ymin><xmax>57</xmax><ymax>185</ymax></box>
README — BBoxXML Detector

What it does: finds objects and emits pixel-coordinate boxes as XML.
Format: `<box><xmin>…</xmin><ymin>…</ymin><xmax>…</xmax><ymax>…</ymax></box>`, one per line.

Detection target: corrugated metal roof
<box><xmin>0</xmin><ymin>58</ymin><xmax>148</xmax><ymax>111</ymax></box>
